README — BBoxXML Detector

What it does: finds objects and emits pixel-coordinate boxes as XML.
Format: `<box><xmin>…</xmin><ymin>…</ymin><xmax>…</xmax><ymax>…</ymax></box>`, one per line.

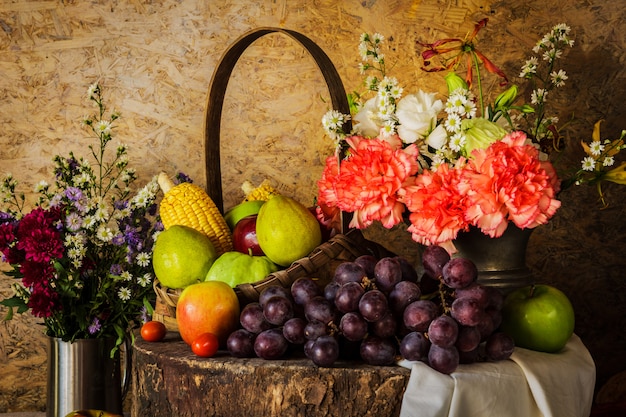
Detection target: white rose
<box><xmin>425</xmin><ymin>124</ymin><xmax>448</xmax><ymax>150</ymax></box>
<box><xmin>396</xmin><ymin>91</ymin><xmax>444</xmax><ymax>144</ymax></box>
<box><xmin>353</xmin><ymin>97</ymin><xmax>382</xmax><ymax>138</ymax></box>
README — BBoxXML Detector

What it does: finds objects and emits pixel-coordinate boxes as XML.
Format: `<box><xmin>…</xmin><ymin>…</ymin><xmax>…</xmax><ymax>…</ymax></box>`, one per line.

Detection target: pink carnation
<box><xmin>401</xmin><ymin>162</ymin><xmax>470</xmax><ymax>246</ymax></box>
<box><xmin>461</xmin><ymin>131</ymin><xmax>561</xmax><ymax>237</ymax></box>
<box><xmin>317</xmin><ymin>154</ymin><xmax>340</xmax><ymax>210</ymax></box>
<box><xmin>325</xmin><ymin>137</ymin><xmax>420</xmax><ymax>229</ymax></box>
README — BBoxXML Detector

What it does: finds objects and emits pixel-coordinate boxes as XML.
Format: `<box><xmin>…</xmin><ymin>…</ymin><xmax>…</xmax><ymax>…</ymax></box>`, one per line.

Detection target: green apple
<box><xmin>500</xmin><ymin>284</ymin><xmax>575</xmax><ymax>353</ymax></box>
<box><xmin>224</xmin><ymin>200</ymin><xmax>265</xmax><ymax>230</ymax></box>
<box><xmin>204</xmin><ymin>251</ymin><xmax>278</xmax><ymax>287</ymax></box>
<box><xmin>152</xmin><ymin>225</ymin><xmax>218</xmax><ymax>289</ymax></box>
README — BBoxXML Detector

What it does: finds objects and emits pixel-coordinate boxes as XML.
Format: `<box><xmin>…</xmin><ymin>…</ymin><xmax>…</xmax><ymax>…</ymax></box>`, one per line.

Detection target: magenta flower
<box><xmin>20</xmin><ymin>260</ymin><xmax>54</xmax><ymax>288</ymax></box>
<box><xmin>15</xmin><ymin>207</ymin><xmax>64</xmax><ymax>263</ymax></box>
<box><xmin>27</xmin><ymin>285</ymin><xmax>60</xmax><ymax>318</ymax></box>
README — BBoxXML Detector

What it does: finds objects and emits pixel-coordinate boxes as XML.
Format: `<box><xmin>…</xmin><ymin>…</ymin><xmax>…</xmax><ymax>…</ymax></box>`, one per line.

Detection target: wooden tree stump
<box><xmin>132</xmin><ymin>333</ymin><xmax>411</xmax><ymax>417</ymax></box>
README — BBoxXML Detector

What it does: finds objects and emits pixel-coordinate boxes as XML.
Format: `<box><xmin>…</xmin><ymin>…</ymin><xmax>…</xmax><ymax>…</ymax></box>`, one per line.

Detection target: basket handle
<box><xmin>204</xmin><ymin>27</ymin><xmax>352</xmax><ymax>232</ymax></box>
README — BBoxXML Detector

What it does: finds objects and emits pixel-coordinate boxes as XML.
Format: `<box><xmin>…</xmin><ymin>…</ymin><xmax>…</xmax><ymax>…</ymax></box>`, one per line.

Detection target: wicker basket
<box><xmin>153</xmin><ymin>228</ymin><xmax>393</xmax><ymax>331</ymax></box>
<box><xmin>153</xmin><ymin>27</ymin><xmax>391</xmax><ymax>331</ymax></box>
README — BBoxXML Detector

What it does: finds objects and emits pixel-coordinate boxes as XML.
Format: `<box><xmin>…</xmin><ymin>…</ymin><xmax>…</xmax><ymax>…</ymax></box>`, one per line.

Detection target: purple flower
<box><xmin>88</xmin><ymin>317</ymin><xmax>101</xmax><ymax>335</ymax></box>
<box><xmin>140</xmin><ymin>306</ymin><xmax>151</xmax><ymax>324</ymax></box>
<box><xmin>175</xmin><ymin>172</ymin><xmax>193</xmax><ymax>184</ymax></box>
<box><xmin>123</xmin><ymin>226</ymin><xmax>141</xmax><ymax>248</ymax></box>
<box><xmin>64</xmin><ymin>187</ymin><xmax>83</xmax><ymax>202</ymax></box>
<box><xmin>67</xmin><ymin>156</ymin><xmax>79</xmax><ymax>172</ymax></box>
<box><xmin>109</xmin><ymin>263</ymin><xmax>123</xmax><ymax>276</ymax></box>
<box><xmin>114</xmin><ymin>200</ymin><xmax>129</xmax><ymax>210</ymax></box>
<box><xmin>111</xmin><ymin>234</ymin><xmax>125</xmax><ymax>246</ymax></box>
<box><xmin>0</xmin><ymin>211</ymin><xmax>15</xmax><ymax>223</ymax></box>
<box><xmin>65</xmin><ymin>212</ymin><xmax>82</xmax><ymax>232</ymax></box>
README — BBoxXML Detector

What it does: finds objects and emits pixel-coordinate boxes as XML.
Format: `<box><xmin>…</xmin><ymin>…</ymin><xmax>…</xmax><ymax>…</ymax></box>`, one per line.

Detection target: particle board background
<box><xmin>1</xmin><ymin>0</ymin><xmax>625</xmax><ymax>412</ymax></box>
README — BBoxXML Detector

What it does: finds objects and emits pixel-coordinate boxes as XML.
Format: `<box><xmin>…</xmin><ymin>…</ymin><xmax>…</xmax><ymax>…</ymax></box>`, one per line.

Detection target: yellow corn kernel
<box><xmin>158</xmin><ymin>173</ymin><xmax>233</xmax><ymax>255</ymax></box>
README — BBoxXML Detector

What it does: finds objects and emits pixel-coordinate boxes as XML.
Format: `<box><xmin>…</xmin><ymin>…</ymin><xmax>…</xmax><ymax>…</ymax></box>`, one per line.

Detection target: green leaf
<box><xmin>2</xmin><ymin>306</ymin><xmax>14</xmax><ymax>320</ymax></box>
<box><xmin>0</xmin><ymin>295</ymin><xmax>28</xmax><ymax>315</ymax></box>
<box><xmin>143</xmin><ymin>298</ymin><xmax>155</xmax><ymax>316</ymax></box>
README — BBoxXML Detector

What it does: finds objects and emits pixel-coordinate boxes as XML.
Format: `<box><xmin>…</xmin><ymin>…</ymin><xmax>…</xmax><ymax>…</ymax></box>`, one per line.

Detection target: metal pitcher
<box><xmin>46</xmin><ymin>336</ymin><xmax>131</xmax><ymax>417</ymax></box>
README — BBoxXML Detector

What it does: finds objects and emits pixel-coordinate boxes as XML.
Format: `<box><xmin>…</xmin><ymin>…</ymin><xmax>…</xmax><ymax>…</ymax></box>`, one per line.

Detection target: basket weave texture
<box><xmin>153</xmin><ymin>27</ymin><xmax>390</xmax><ymax>332</ymax></box>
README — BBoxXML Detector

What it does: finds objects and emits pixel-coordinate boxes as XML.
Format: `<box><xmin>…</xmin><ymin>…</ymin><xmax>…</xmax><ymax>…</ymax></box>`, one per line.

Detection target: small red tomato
<box><xmin>191</xmin><ymin>332</ymin><xmax>219</xmax><ymax>357</ymax></box>
<box><xmin>141</xmin><ymin>321</ymin><xmax>167</xmax><ymax>342</ymax></box>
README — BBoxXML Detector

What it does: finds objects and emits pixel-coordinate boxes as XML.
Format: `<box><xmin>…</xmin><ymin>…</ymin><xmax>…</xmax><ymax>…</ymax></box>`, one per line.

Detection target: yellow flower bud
<box><xmin>604</xmin><ymin>162</ymin><xmax>626</xmax><ymax>185</ymax></box>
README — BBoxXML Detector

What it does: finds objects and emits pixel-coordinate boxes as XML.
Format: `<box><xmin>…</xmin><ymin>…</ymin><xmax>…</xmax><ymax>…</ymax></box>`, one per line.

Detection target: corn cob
<box><xmin>157</xmin><ymin>172</ymin><xmax>233</xmax><ymax>255</ymax></box>
<box><xmin>241</xmin><ymin>179</ymin><xmax>280</xmax><ymax>202</ymax></box>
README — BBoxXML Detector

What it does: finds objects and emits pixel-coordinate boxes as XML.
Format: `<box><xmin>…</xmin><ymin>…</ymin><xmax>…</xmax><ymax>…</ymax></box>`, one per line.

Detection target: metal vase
<box><xmin>46</xmin><ymin>336</ymin><xmax>130</xmax><ymax>417</ymax></box>
<box><xmin>453</xmin><ymin>224</ymin><xmax>534</xmax><ymax>293</ymax></box>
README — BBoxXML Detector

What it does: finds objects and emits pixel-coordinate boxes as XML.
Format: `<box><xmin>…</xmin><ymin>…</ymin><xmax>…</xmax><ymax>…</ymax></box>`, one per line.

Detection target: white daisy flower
<box><xmin>589</xmin><ymin>141</ymin><xmax>605</xmax><ymax>156</ymax></box>
<box><xmin>96</xmin><ymin>120</ymin><xmax>112</xmax><ymax>136</ymax></box>
<box><xmin>96</xmin><ymin>225</ymin><xmax>114</xmax><ymax>242</ymax></box>
<box><xmin>581</xmin><ymin>156</ymin><xmax>596</xmax><ymax>171</ymax></box>
<box><xmin>550</xmin><ymin>69</ymin><xmax>568</xmax><ymax>87</ymax></box>
<box><xmin>118</xmin><ymin>287</ymin><xmax>131</xmax><ymax>301</ymax></box>
<box><xmin>445</xmin><ymin>114</ymin><xmax>462</xmax><ymax>133</ymax></box>
<box><xmin>137</xmin><ymin>273</ymin><xmax>152</xmax><ymax>287</ymax></box>
<box><xmin>603</xmin><ymin>156</ymin><xmax>615</xmax><ymax>167</ymax></box>
<box><xmin>136</xmin><ymin>252</ymin><xmax>151</xmax><ymax>267</ymax></box>
<box><xmin>449</xmin><ymin>133</ymin><xmax>466</xmax><ymax>152</ymax></box>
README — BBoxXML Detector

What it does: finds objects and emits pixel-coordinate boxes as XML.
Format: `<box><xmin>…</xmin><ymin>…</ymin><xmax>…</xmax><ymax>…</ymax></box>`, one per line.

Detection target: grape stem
<box><xmin>438</xmin><ymin>280</ymin><xmax>451</xmax><ymax>314</ymax></box>
<box><xmin>361</xmin><ymin>276</ymin><xmax>377</xmax><ymax>291</ymax></box>
<box><xmin>327</xmin><ymin>321</ymin><xmax>340</xmax><ymax>336</ymax></box>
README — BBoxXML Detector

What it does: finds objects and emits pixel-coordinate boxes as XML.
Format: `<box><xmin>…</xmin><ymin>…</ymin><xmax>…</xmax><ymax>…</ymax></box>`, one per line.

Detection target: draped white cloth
<box><xmin>398</xmin><ymin>334</ymin><xmax>595</xmax><ymax>417</ymax></box>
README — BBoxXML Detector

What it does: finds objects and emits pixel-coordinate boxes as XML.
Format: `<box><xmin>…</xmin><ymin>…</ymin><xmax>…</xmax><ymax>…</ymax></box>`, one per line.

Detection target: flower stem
<box><xmin>471</xmin><ymin>52</ymin><xmax>485</xmax><ymax>117</ymax></box>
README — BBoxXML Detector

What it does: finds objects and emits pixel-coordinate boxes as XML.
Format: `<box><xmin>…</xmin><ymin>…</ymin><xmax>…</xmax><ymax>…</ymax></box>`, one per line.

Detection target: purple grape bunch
<box><xmin>415</xmin><ymin>245</ymin><xmax>515</xmax><ymax>373</ymax></box>
<box><xmin>226</xmin><ymin>248</ymin><xmax>514</xmax><ymax>374</ymax></box>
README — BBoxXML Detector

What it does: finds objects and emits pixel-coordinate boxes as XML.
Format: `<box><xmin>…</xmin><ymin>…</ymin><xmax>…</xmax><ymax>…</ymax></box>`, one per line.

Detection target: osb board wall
<box><xmin>0</xmin><ymin>0</ymin><xmax>624</xmax><ymax>412</ymax></box>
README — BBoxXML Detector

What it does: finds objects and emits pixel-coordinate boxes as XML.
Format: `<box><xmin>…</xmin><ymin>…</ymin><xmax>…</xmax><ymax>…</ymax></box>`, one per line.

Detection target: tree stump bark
<box><xmin>132</xmin><ymin>333</ymin><xmax>411</xmax><ymax>417</ymax></box>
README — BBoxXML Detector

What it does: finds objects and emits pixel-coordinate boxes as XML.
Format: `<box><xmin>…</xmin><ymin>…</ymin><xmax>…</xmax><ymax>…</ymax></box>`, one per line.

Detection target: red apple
<box><xmin>232</xmin><ymin>214</ymin><xmax>265</xmax><ymax>256</ymax></box>
<box><xmin>176</xmin><ymin>281</ymin><xmax>240</xmax><ymax>347</ymax></box>
<box><xmin>500</xmin><ymin>284</ymin><xmax>575</xmax><ymax>353</ymax></box>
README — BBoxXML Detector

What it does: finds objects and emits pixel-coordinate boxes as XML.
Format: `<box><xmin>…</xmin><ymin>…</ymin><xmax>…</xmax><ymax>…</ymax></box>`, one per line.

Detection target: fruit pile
<box><xmin>149</xmin><ymin>173</ymin><xmax>336</xmax><ymax>355</ymax></box>
<box><xmin>153</xmin><ymin>174</ymin><xmax>330</xmax><ymax>291</ymax></box>
<box><xmin>147</xmin><ymin>173</ymin><xmax>574</xmax><ymax>371</ymax></box>
<box><xmin>224</xmin><ymin>246</ymin><xmax>514</xmax><ymax>374</ymax></box>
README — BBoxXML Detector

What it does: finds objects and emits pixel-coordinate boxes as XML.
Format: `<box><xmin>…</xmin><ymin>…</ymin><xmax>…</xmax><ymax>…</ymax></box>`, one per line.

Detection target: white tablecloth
<box><xmin>398</xmin><ymin>334</ymin><xmax>595</xmax><ymax>417</ymax></box>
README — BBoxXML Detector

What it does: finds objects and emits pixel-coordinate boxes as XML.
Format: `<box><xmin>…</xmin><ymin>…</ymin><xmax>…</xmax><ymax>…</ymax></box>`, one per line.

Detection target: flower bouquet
<box><xmin>318</xmin><ymin>21</ymin><xmax>625</xmax><ymax>253</ymax></box>
<box><xmin>0</xmin><ymin>84</ymin><xmax>162</xmax><ymax>351</ymax></box>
